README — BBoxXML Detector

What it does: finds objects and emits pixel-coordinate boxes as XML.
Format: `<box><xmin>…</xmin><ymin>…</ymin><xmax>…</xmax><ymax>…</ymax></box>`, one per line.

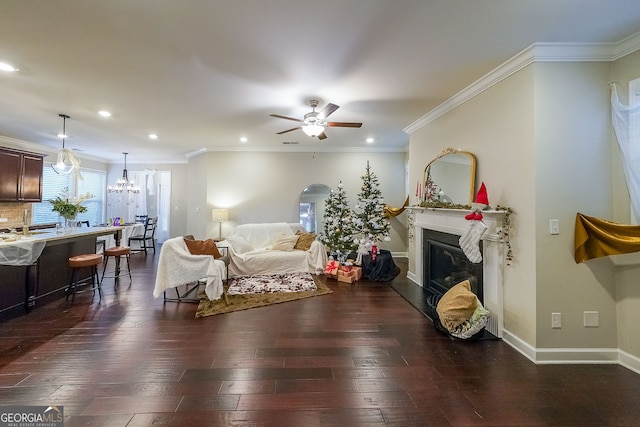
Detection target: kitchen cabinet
<box><xmin>0</xmin><ymin>147</ymin><xmax>45</xmax><ymax>202</ymax></box>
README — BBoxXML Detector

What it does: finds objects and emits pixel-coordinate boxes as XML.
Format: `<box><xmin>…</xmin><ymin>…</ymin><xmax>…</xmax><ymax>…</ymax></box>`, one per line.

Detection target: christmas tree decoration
<box><xmin>423</xmin><ymin>168</ymin><xmax>439</xmax><ymax>202</ymax></box>
<box><xmin>319</xmin><ymin>181</ymin><xmax>357</xmax><ymax>258</ymax></box>
<box><xmin>352</xmin><ymin>161</ymin><xmax>391</xmax><ymax>249</ymax></box>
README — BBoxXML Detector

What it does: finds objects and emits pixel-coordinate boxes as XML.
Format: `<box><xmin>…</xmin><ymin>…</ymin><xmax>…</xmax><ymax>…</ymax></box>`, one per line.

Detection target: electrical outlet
<box><xmin>552</xmin><ymin>312</ymin><xmax>562</xmax><ymax>328</ymax></box>
<box><xmin>584</xmin><ymin>311</ymin><xmax>599</xmax><ymax>327</ymax></box>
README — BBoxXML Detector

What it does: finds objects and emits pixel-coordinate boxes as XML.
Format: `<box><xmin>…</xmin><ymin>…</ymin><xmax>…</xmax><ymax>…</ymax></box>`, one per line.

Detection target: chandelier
<box><xmin>108</xmin><ymin>152</ymin><xmax>140</xmax><ymax>193</ymax></box>
<box><xmin>52</xmin><ymin>113</ymin><xmax>77</xmax><ymax>175</ymax></box>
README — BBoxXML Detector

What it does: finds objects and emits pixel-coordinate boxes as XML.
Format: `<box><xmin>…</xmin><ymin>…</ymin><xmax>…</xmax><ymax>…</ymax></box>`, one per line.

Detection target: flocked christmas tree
<box><xmin>353</xmin><ymin>161</ymin><xmax>391</xmax><ymax>248</ymax></box>
<box><xmin>319</xmin><ymin>181</ymin><xmax>357</xmax><ymax>257</ymax></box>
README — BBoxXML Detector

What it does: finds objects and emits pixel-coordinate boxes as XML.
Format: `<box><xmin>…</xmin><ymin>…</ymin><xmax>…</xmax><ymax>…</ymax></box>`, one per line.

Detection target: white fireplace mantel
<box><xmin>408</xmin><ymin>207</ymin><xmax>506</xmax><ymax>337</ymax></box>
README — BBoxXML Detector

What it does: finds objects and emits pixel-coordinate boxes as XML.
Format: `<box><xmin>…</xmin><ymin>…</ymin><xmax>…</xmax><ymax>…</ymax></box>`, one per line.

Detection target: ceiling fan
<box><xmin>270</xmin><ymin>99</ymin><xmax>362</xmax><ymax>140</ymax></box>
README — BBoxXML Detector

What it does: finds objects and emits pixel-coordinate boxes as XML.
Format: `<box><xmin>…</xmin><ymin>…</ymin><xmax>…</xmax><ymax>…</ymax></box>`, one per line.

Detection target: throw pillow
<box><xmin>436</xmin><ymin>280</ymin><xmax>478</xmax><ymax>332</ymax></box>
<box><xmin>226</xmin><ymin>236</ymin><xmax>253</xmax><ymax>254</ymax></box>
<box><xmin>449</xmin><ymin>298</ymin><xmax>490</xmax><ymax>339</ymax></box>
<box><xmin>270</xmin><ymin>233</ymin><xmax>299</xmax><ymax>252</ymax></box>
<box><xmin>183</xmin><ymin>238</ymin><xmax>222</xmax><ymax>259</ymax></box>
<box><xmin>294</xmin><ymin>230</ymin><xmax>317</xmax><ymax>251</ymax></box>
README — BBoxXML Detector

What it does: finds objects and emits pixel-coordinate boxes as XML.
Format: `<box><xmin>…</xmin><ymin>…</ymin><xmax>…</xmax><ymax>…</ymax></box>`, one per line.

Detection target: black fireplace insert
<box><xmin>423</xmin><ymin>229</ymin><xmax>483</xmax><ymax>303</ymax></box>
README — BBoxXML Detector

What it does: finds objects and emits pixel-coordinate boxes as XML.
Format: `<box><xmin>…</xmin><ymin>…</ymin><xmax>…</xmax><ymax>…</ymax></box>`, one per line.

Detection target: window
<box><xmin>32</xmin><ymin>164</ymin><xmax>107</xmax><ymax>226</ymax></box>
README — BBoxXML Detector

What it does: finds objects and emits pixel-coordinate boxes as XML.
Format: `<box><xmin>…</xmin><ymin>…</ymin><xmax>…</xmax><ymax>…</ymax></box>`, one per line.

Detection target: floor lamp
<box><xmin>212</xmin><ymin>208</ymin><xmax>229</xmax><ymax>240</ymax></box>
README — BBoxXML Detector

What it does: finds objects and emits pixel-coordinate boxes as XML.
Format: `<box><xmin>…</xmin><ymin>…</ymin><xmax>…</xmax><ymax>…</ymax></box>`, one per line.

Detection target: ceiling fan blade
<box><xmin>276</xmin><ymin>127</ymin><xmax>301</xmax><ymax>135</ymax></box>
<box><xmin>326</xmin><ymin>121</ymin><xmax>362</xmax><ymax>128</ymax></box>
<box><xmin>270</xmin><ymin>114</ymin><xmax>303</xmax><ymax>122</ymax></box>
<box><xmin>317</xmin><ymin>131</ymin><xmax>328</xmax><ymax>140</ymax></box>
<box><xmin>317</xmin><ymin>103</ymin><xmax>339</xmax><ymax>120</ymax></box>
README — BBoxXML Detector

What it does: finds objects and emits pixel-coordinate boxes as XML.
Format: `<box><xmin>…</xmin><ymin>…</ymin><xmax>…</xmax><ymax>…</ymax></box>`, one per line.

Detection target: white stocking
<box><xmin>459</xmin><ymin>221</ymin><xmax>487</xmax><ymax>263</ymax></box>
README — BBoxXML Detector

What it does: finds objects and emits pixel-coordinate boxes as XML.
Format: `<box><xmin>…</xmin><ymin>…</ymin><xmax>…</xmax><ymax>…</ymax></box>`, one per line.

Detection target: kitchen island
<box><xmin>0</xmin><ymin>226</ymin><xmax>125</xmax><ymax>320</ymax></box>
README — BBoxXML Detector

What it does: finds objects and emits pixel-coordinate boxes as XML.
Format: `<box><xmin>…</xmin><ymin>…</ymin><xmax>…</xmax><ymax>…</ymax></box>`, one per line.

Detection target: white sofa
<box><xmin>220</xmin><ymin>222</ymin><xmax>327</xmax><ymax>278</ymax></box>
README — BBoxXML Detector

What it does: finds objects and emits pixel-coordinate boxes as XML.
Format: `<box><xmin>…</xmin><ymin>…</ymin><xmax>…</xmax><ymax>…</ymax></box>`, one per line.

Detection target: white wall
<box><xmin>186</xmin><ymin>151</ymin><xmax>408</xmax><ymax>254</ymax></box>
<box><xmin>408</xmin><ymin>48</ymin><xmax>640</xmax><ymax>366</ymax></box>
<box><xmin>534</xmin><ymin>61</ymin><xmax>618</xmax><ymax>349</ymax></box>
<box><xmin>409</xmin><ymin>66</ymin><xmax>538</xmax><ymax>345</ymax></box>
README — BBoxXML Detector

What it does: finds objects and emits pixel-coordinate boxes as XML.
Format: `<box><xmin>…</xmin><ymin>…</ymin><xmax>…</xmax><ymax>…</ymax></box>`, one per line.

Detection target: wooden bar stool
<box><xmin>66</xmin><ymin>253</ymin><xmax>103</xmax><ymax>303</ymax></box>
<box><xmin>101</xmin><ymin>246</ymin><xmax>132</xmax><ymax>283</ymax></box>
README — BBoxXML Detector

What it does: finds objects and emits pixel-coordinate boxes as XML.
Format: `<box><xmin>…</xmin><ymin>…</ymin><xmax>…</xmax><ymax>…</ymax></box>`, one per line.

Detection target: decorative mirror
<box><xmin>299</xmin><ymin>184</ymin><xmax>331</xmax><ymax>233</ymax></box>
<box><xmin>422</xmin><ymin>149</ymin><xmax>476</xmax><ymax>206</ymax></box>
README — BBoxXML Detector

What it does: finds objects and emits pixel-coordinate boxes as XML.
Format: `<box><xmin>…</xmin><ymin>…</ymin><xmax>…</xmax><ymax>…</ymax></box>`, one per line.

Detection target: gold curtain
<box><xmin>574</xmin><ymin>213</ymin><xmax>640</xmax><ymax>263</ymax></box>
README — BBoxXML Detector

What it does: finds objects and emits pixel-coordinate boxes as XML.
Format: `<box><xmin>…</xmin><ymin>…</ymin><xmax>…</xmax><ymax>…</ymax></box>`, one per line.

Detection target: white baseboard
<box><xmin>390</xmin><ymin>252</ymin><xmax>408</xmax><ymax>258</ymax></box>
<box><xmin>407</xmin><ymin>271</ymin><xmax>418</xmax><ymax>285</ymax></box>
<box><xmin>501</xmin><ymin>329</ymin><xmax>537</xmax><ymax>362</ymax></box>
<box><xmin>619</xmin><ymin>349</ymin><xmax>640</xmax><ymax>375</ymax></box>
<box><xmin>502</xmin><ymin>328</ymin><xmax>640</xmax><ymax>374</ymax></box>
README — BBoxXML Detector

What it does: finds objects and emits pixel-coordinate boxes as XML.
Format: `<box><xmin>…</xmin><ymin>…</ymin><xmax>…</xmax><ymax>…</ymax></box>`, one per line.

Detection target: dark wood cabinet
<box><xmin>0</xmin><ymin>147</ymin><xmax>44</xmax><ymax>202</ymax></box>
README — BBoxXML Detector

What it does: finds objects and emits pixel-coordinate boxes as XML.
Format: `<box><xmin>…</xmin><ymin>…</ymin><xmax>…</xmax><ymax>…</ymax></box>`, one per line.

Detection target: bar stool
<box><xmin>101</xmin><ymin>246</ymin><xmax>132</xmax><ymax>283</ymax></box>
<box><xmin>66</xmin><ymin>253</ymin><xmax>103</xmax><ymax>303</ymax></box>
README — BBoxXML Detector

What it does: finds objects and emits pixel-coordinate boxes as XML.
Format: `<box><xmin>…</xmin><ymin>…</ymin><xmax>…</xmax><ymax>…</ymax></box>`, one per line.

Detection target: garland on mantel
<box><xmin>411</xmin><ymin>203</ymin><xmax>515</xmax><ymax>265</ymax></box>
<box><xmin>419</xmin><ymin>200</ymin><xmax>471</xmax><ymax>210</ymax></box>
<box><xmin>495</xmin><ymin>205</ymin><xmax>514</xmax><ymax>265</ymax></box>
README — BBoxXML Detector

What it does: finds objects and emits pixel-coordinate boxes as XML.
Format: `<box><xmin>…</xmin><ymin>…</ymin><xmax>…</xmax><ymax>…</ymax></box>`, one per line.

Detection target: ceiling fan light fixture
<box><xmin>302</xmin><ymin>123</ymin><xmax>324</xmax><ymax>137</ymax></box>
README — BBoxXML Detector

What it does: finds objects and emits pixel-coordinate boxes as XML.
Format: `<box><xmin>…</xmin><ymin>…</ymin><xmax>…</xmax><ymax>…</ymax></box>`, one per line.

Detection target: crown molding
<box><xmin>404</xmin><ymin>33</ymin><xmax>640</xmax><ymax>134</ymax></box>
<box><xmin>0</xmin><ymin>134</ymin><xmax>109</xmax><ymax>164</ymax></box>
<box><xmin>0</xmin><ymin>135</ymin><xmax>55</xmax><ymax>155</ymax></box>
<box><xmin>200</xmin><ymin>144</ymin><xmax>409</xmax><ymax>154</ymax></box>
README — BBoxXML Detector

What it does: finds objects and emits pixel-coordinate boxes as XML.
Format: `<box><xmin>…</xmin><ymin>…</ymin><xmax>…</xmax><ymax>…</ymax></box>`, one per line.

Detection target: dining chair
<box><xmin>128</xmin><ymin>217</ymin><xmax>157</xmax><ymax>254</ymax></box>
<box><xmin>135</xmin><ymin>214</ymin><xmax>148</xmax><ymax>224</ymax></box>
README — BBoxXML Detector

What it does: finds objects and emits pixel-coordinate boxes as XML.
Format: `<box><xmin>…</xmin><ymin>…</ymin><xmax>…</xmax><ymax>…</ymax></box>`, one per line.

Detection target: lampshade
<box><xmin>51</xmin><ymin>114</ymin><xmax>75</xmax><ymax>175</ymax></box>
<box><xmin>212</xmin><ymin>208</ymin><xmax>229</xmax><ymax>222</ymax></box>
<box><xmin>302</xmin><ymin>123</ymin><xmax>325</xmax><ymax>137</ymax></box>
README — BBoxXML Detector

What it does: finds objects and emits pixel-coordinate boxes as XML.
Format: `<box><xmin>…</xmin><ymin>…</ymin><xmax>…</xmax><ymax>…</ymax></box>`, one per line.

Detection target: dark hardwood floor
<box><xmin>1</xmin><ymin>249</ymin><xmax>639</xmax><ymax>426</ymax></box>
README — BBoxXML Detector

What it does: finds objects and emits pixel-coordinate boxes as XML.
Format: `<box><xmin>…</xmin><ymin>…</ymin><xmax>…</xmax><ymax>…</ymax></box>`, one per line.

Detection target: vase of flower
<box><xmin>49</xmin><ymin>187</ymin><xmax>92</xmax><ymax>229</ymax></box>
<box><xmin>63</xmin><ymin>215</ymin><xmax>78</xmax><ymax>229</ymax></box>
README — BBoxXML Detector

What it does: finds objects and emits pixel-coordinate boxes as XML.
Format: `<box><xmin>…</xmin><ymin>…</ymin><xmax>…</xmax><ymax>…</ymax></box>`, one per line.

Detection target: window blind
<box><xmin>32</xmin><ymin>164</ymin><xmax>106</xmax><ymax>226</ymax></box>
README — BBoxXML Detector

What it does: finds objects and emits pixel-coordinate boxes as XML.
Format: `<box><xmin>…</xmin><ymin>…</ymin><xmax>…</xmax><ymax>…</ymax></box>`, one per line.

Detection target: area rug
<box><xmin>195</xmin><ymin>273</ymin><xmax>332</xmax><ymax>318</ymax></box>
<box><xmin>227</xmin><ymin>272</ymin><xmax>318</xmax><ymax>295</ymax></box>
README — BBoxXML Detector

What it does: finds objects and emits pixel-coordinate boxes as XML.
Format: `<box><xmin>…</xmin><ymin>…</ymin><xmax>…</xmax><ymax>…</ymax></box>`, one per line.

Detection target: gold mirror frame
<box><xmin>422</xmin><ymin>148</ymin><xmax>476</xmax><ymax>206</ymax></box>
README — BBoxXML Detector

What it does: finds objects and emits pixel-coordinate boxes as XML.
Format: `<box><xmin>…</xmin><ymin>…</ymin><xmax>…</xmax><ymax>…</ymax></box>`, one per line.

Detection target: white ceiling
<box><xmin>1</xmin><ymin>1</ymin><xmax>640</xmax><ymax>163</ymax></box>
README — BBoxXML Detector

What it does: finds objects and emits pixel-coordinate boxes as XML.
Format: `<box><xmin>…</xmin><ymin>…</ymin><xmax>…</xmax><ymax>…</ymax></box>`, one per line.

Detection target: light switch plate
<box><xmin>549</xmin><ymin>219</ymin><xmax>560</xmax><ymax>235</ymax></box>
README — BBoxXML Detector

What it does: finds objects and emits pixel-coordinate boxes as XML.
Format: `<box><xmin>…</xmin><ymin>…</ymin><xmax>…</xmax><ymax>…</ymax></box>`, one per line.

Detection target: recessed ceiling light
<box><xmin>148</xmin><ymin>133</ymin><xmax>158</xmax><ymax>140</ymax></box>
<box><xmin>0</xmin><ymin>62</ymin><xmax>18</xmax><ymax>72</ymax></box>
<box><xmin>366</xmin><ymin>137</ymin><xmax>375</xmax><ymax>143</ymax></box>
<box><xmin>98</xmin><ymin>110</ymin><xmax>111</xmax><ymax>117</ymax></box>
<box><xmin>240</xmin><ymin>136</ymin><xmax>248</xmax><ymax>143</ymax></box>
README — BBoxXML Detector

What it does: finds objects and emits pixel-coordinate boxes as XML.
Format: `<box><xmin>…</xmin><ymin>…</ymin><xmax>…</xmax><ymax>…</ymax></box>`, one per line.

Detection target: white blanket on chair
<box><xmin>153</xmin><ymin>237</ymin><xmax>225</xmax><ymax>300</ymax></box>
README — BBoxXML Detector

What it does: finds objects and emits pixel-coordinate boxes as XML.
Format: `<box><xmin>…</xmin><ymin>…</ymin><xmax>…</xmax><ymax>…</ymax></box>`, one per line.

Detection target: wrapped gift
<box><xmin>352</xmin><ymin>266</ymin><xmax>362</xmax><ymax>280</ymax></box>
<box><xmin>340</xmin><ymin>262</ymin><xmax>353</xmax><ymax>273</ymax></box>
<box><xmin>337</xmin><ymin>269</ymin><xmax>357</xmax><ymax>283</ymax></box>
<box><xmin>324</xmin><ymin>259</ymin><xmax>340</xmax><ymax>277</ymax></box>
<box><xmin>337</xmin><ymin>266</ymin><xmax>362</xmax><ymax>283</ymax></box>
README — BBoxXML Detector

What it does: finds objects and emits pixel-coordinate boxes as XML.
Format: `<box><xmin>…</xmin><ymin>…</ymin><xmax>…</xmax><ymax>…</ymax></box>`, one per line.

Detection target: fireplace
<box><xmin>423</xmin><ymin>229</ymin><xmax>483</xmax><ymax>302</ymax></box>
<box><xmin>409</xmin><ymin>208</ymin><xmax>505</xmax><ymax>337</ymax></box>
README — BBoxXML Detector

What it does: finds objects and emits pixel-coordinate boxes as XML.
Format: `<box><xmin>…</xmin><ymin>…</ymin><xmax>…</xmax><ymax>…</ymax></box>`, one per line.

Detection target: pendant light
<box><xmin>108</xmin><ymin>152</ymin><xmax>140</xmax><ymax>193</ymax></box>
<box><xmin>52</xmin><ymin>114</ymin><xmax>75</xmax><ymax>175</ymax></box>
